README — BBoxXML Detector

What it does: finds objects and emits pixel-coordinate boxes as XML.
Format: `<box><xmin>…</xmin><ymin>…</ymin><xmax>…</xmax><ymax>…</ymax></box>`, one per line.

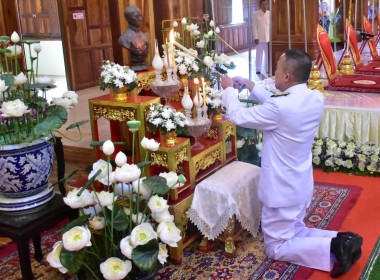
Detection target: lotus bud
<box><xmin>33</xmin><ymin>43</ymin><xmax>42</xmax><ymax>53</ymax></box>
<box><xmin>102</xmin><ymin>140</ymin><xmax>115</xmax><ymax>155</ymax></box>
<box><xmin>178</xmin><ymin>174</ymin><xmax>187</xmax><ymax>184</ymax></box>
<box><xmin>173</xmin><ymin>21</ymin><xmax>178</xmax><ymax>27</ymax></box>
<box><xmin>208</xmin><ymin>30</ymin><xmax>213</xmax><ymax>36</ymax></box>
<box><xmin>11</xmin><ymin>31</ymin><xmax>20</xmax><ymax>43</ymax></box>
<box><xmin>115</xmin><ymin>151</ymin><xmax>127</xmax><ymax>167</ymax></box>
<box><xmin>215</xmin><ymin>27</ymin><xmax>220</xmax><ymax>34</ymax></box>
<box><xmin>181</xmin><ymin>17</ymin><xmax>187</xmax><ymax>24</ymax></box>
<box><xmin>210</xmin><ymin>20</ymin><xmax>215</xmax><ymax>27</ymax></box>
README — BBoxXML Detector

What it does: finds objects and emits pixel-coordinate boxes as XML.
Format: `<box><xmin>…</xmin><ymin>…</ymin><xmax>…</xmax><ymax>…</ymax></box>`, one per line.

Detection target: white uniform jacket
<box><xmin>253</xmin><ymin>9</ymin><xmax>270</xmax><ymax>43</ymax></box>
<box><xmin>223</xmin><ymin>84</ymin><xmax>324</xmax><ymax>208</ymax></box>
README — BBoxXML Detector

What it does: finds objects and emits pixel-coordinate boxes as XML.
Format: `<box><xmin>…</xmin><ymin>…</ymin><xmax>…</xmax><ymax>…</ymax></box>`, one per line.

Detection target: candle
<box><xmin>165</xmin><ymin>39</ymin><xmax>170</xmax><ymax>68</ymax></box>
<box><xmin>201</xmin><ymin>77</ymin><xmax>206</xmax><ymax>107</ymax></box>
<box><xmin>194</xmin><ymin>78</ymin><xmax>200</xmax><ymax>103</ymax></box>
<box><xmin>169</xmin><ymin>30</ymin><xmax>176</xmax><ymax>68</ymax></box>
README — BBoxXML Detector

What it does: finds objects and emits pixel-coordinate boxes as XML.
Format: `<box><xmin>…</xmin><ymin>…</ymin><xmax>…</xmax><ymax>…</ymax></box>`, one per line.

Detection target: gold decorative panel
<box><xmin>203</xmin><ymin>127</ymin><xmax>219</xmax><ymax>140</ymax></box>
<box><xmin>150</xmin><ymin>152</ymin><xmax>168</xmax><ymax>167</ymax></box>
<box><xmin>195</xmin><ymin>148</ymin><xmax>221</xmax><ymax>175</ymax></box>
<box><xmin>93</xmin><ymin>106</ymin><xmax>136</xmax><ymax>121</ymax></box>
<box><xmin>175</xmin><ymin>148</ymin><xmax>188</xmax><ymax>165</ymax></box>
<box><xmin>225</xmin><ymin>125</ymin><xmax>233</xmax><ymax>138</ymax></box>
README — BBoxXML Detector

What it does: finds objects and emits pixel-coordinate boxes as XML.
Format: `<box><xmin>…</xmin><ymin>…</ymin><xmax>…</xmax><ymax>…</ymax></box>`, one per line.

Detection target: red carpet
<box><xmin>0</xmin><ymin>179</ymin><xmax>362</xmax><ymax>280</ymax></box>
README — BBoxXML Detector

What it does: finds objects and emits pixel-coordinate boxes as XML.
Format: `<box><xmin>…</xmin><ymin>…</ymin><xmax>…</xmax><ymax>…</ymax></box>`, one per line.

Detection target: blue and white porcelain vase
<box><xmin>0</xmin><ymin>136</ymin><xmax>55</xmax><ymax>213</ymax></box>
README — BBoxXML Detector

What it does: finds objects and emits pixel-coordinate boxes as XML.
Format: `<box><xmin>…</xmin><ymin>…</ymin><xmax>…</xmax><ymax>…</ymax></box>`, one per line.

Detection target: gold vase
<box><xmin>110</xmin><ymin>86</ymin><xmax>128</xmax><ymax>101</ymax></box>
<box><xmin>165</xmin><ymin>131</ymin><xmax>178</xmax><ymax>146</ymax></box>
<box><xmin>212</xmin><ymin>108</ymin><xmax>223</xmax><ymax>122</ymax></box>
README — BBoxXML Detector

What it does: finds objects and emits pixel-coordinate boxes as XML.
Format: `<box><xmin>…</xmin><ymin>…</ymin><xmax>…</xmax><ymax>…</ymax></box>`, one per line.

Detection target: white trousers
<box><xmin>261</xmin><ymin>202</ymin><xmax>338</xmax><ymax>271</ymax></box>
<box><xmin>255</xmin><ymin>42</ymin><xmax>268</xmax><ymax>73</ymax></box>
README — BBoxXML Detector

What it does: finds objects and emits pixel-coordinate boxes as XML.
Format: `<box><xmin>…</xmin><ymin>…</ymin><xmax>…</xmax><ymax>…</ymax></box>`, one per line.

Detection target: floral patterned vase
<box><xmin>0</xmin><ymin>136</ymin><xmax>55</xmax><ymax>213</ymax></box>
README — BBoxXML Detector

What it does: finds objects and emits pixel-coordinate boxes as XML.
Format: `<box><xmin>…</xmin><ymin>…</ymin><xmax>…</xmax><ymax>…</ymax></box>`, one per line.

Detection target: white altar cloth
<box><xmin>187</xmin><ymin>161</ymin><xmax>262</xmax><ymax>240</ymax></box>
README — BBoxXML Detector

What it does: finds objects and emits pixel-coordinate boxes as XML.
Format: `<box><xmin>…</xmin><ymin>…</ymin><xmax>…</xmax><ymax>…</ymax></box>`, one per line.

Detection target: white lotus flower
<box><xmin>0</xmin><ymin>80</ymin><xmax>8</xmax><ymax>93</ymax></box>
<box><xmin>158</xmin><ymin>242</ymin><xmax>169</xmax><ymax>264</ymax></box>
<box><xmin>192</xmin><ymin>30</ymin><xmax>201</xmax><ymax>36</ymax></box>
<box><xmin>63</xmin><ymin>188</ymin><xmax>95</xmax><ymax>208</ymax></box>
<box><xmin>203</xmin><ymin>56</ymin><xmax>214</xmax><ymax>67</ymax></box>
<box><xmin>13</xmin><ymin>72</ymin><xmax>28</xmax><ymax>85</ymax></box>
<box><xmin>130</xmin><ymin>223</ymin><xmax>157</xmax><ymax>247</ymax></box>
<box><xmin>141</xmin><ymin>137</ymin><xmax>160</xmax><ymax>151</ymax></box>
<box><xmin>208</xmin><ymin>30</ymin><xmax>213</xmax><ymax>36</ymax></box>
<box><xmin>103</xmin><ymin>140</ymin><xmax>115</xmax><ymax>155</ymax></box>
<box><xmin>196</xmin><ymin>40</ymin><xmax>205</xmax><ymax>48</ymax></box>
<box><xmin>148</xmin><ymin>195</ymin><xmax>169</xmax><ymax>213</ymax></box>
<box><xmin>62</xmin><ymin>226</ymin><xmax>92</xmax><ymax>251</ymax></box>
<box><xmin>11</xmin><ymin>31</ymin><xmax>20</xmax><ymax>43</ymax></box>
<box><xmin>152</xmin><ymin>210</ymin><xmax>174</xmax><ymax>223</ymax></box>
<box><xmin>120</xmin><ymin>236</ymin><xmax>134</xmax><ymax>259</ymax></box>
<box><xmin>115</xmin><ymin>151</ymin><xmax>127</xmax><ymax>166</ymax></box>
<box><xmin>215</xmin><ymin>27</ymin><xmax>220</xmax><ymax>33</ymax></box>
<box><xmin>33</xmin><ymin>43</ymin><xmax>42</xmax><ymax>53</ymax></box>
<box><xmin>132</xmin><ymin>212</ymin><xmax>146</xmax><ymax>224</ymax></box>
<box><xmin>100</xmin><ymin>257</ymin><xmax>132</xmax><ymax>280</ymax></box>
<box><xmin>157</xmin><ymin>220</ymin><xmax>182</xmax><ymax>247</ymax></box>
<box><xmin>82</xmin><ymin>204</ymin><xmax>103</xmax><ymax>218</ymax></box>
<box><xmin>209</xmin><ymin>20</ymin><xmax>215</xmax><ymax>27</ymax></box>
<box><xmin>114</xmin><ymin>163</ymin><xmax>141</xmax><ymax>183</ymax></box>
<box><xmin>97</xmin><ymin>191</ymin><xmax>116</xmax><ymax>207</ymax></box>
<box><xmin>0</xmin><ymin>99</ymin><xmax>29</xmax><ymax>117</ymax></box>
<box><xmin>132</xmin><ymin>177</ymin><xmax>153</xmax><ymax>200</ymax></box>
<box><xmin>88</xmin><ymin>159</ymin><xmax>112</xmax><ymax>180</ymax></box>
<box><xmin>159</xmin><ymin>171</ymin><xmax>181</xmax><ymax>188</ymax></box>
<box><xmin>36</xmin><ymin>76</ymin><xmax>55</xmax><ymax>85</ymax></box>
<box><xmin>89</xmin><ymin>216</ymin><xmax>105</xmax><ymax>230</ymax></box>
<box><xmin>98</xmin><ymin>171</ymin><xmax>116</xmax><ymax>186</ymax></box>
<box><xmin>6</xmin><ymin>45</ymin><xmax>22</xmax><ymax>57</ymax></box>
<box><xmin>181</xmin><ymin>17</ymin><xmax>187</xmax><ymax>24</ymax></box>
<box><xmin>173</xmin><ymin>21</ymin><xmax>178</xmax><ymax>27</ymax></box>
<box><xmin>47</xmin><ymin>241</ymin><xmax>68</xmax><ymax>274</ymax></box>
<box><xmin>51</xmin><ymin>97</ymin><xmax>72</xmax><ymax>109</ymax></box>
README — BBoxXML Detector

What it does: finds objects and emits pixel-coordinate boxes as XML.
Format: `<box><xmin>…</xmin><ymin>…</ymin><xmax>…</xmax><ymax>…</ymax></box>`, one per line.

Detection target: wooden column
<box><xmin>271</xmin><ymin>0</ymin><xmax>319</xmax><ymax>72</ymax></box>
<box><xmin>109</xmin><ymin>0</ymin><xmax>156</xmax><ymax>67</ymax></box>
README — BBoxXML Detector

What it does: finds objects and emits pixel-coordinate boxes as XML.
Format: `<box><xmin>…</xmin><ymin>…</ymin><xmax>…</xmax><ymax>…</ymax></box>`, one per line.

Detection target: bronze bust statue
<box><xmin>118</xmin><ymin>6</ymin><xmax>149</xmax><ymax>71</ymax></box>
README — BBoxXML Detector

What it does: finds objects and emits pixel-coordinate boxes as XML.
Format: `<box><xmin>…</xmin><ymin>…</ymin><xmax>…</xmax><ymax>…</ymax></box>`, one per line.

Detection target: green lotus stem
<box><xmin>135</xmin><ymin>151</ymin><xmax>149</xmax><ymax>224</ymax></box>
<box><xmin>4</xmin><ymin>52</ymin><xmax>9</xmax><ymax>72</ymax></box>
<box><xmin>132</xmin><ymin>132</ymin><xmax>135</xmax><ymax>164</ymax></box>
<box><xmin>55</xmin><ymin>127</ymin><xmax>83</xmax><ymax>142</ymax></box>
<box><xmin>36</xmin><ymin>53</ymin><xmax>39</xmax><ymax>78</ymax></box>
<box><xmin>14</xmin><ymin>45</ymin><xmax>18</xmax><ymax>74</ymax></box>
<box><xmin>182</xmin><ymin>26</ymin><xmax>185</xmax><ymax>47</ymax></box>
<box><xmin>107</xmin><ymin>155</ymin><xmax>111</xmax><ymax>192</ymax></box>
<box><xmin>82</xmin><ymin>262</ymin><xmax>100</xmax><ymax>280</ymax></box>
<box><xmin>9</xmin><ymin>55</ymin><xmax>13</xmax><ymax>73</ymax></box>
<box><xmin>86</xmin><ymin>249</ymin><xmax>101</xmax><ymax>261</ymax></box>
<box><xmin>27</xmin><ymin>44</ymin><xmax>34</xmax><ymax>84</ymax></box>
<box><xmin>110</xmin><ymin>191</ymin><xmax>115</xmax><ymax>255</ymax></box>
<box><xmin>128</xmin><ymin>192</ymin><xmax>133</xmax><ymax>235</ymax></box>
<box><xmin>0</xmin><ymin>59</ymin><xmax>3</xmax><ymax>73</ymax></box>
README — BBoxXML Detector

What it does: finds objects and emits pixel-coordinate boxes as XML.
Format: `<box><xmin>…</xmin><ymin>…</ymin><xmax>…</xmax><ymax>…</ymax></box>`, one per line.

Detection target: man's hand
<box><xmin>255</xmin><ymin>39</ymin><xmax>259</xmax><ymax>45</ymax></box>
<box><xmin>232</xmin><ymin>77</ymin><xmax>255</xmax><ymax>91</ymax></box>
<box><xmin>221</xmin><ymin>75</ymin><xmax>234</xmax><ymax>89</ymax></box>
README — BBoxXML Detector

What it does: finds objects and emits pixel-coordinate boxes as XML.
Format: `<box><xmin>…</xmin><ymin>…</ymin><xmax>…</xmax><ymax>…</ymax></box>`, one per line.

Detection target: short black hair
<box><xmin>283</xmin><ymin>49</ymin><xmax>312</xmax><ymax>83</ymax></box>
<box><xmin>260</xmin><ymin>0</ymin><xmax>268</xmax><ymax>5</ymax></box>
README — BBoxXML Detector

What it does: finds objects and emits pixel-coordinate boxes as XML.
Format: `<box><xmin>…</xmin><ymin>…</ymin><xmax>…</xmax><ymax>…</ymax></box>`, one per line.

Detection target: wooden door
<box><xmin>58</xmin><ymin>0</ymin><xmax>114</xmax><ymax>90</ymax></box>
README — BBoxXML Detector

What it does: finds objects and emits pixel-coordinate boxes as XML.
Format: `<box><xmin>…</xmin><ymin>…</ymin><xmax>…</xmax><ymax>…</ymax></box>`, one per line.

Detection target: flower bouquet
<box><xmin>146</xmin><ymin>103</ymin><xmax>188</xmax><ymax>136</ymax></box>
<box><xmin>204</xmin><ymin>85</ymin><xmax>223</xmax><ymax>115</ymax></box>
<box><xmin>47</xmin><ymin>121</ymin><xmax>185</xmax><ymax>279</ymax></box>
<box><xmin>0</xmin><ymin>32</ymin><xmax>85</xmax><ymax>146</ymax></box>
<box><xmin>99</xmin><ymin>60</ymin><xmax>139</xmax><ymax>93</ymax></box>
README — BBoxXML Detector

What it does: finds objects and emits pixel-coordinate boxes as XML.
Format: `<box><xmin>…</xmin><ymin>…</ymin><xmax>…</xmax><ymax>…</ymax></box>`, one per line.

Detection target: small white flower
<box><xmin>181</xmin><ymin>17</ymin><xmax>187</xmax><ymax>24</ymax></box>
<box><xmin>115</xmin><ymin>151</ymin><xmax>127</xmax><ymax>167</ymax></box>
<box><xmin>47</xmin><ymin>241</ymin><xmax>68</xmax><ymax>274</ymax></box>
<box><xmin>312</xmin><ymin>146</ymin><xmax>322</xmax><ymax>156</ymax></box>
<box><xmin>371</xmin><ymin>154</ymin><xmax>379</xmax><ymax>162</ymax></box>
<box><xmin>203</xmin><ymin>56</ymin><xmax>214</xmax><ymax>67</ymax></box>
<box><xmin>158</xmin><ymin>243</ymin><xmax>169</xmax><ymax>264</ymax></box>
<box><xmin>315</xmin><ymin>139</ymin><xmax>324</xmax><ymax>146</ymax></box>
<box><xmin>130</xmin><ymin>223</ymin><xmax>157</xmax><ymax>247</ymax></box>
<box><xmin>98</xmin><ymin>171</ymin><xmax>116</xmax><ymax>186</ymax></box>
<box><xmin>0</xmin><ymin>99</ymin><xmax>29</xmax><ymax>117</ymax></box>
<box><xmin>97</xmin><ymin>191</ymin><xmax>116</xmax><ymax>207</ymax></box>
<box><xmin>100</xmin><ymin>257</ymin><xmax>132</xmax><ymax>280</ymax></box>
<box><xmin>159</xmin><ymin>171</ymin><xmax>181</xmax><ymax>188</ymax></box>
<box><xmin>0</xmin><ymin>80</ymin><xmax>8</xmax><ymax>93</ymax></box>
<box><xmin>152</xmin><ymin>210</ymin><xmax>174</xmax><ymax>223</ymax></box>
<box><xmin>120</xmin><ymin>236</ymin><xmax>134</xmax><ymax>259</ymax></box>
<box><xmin>36</xmin><ymin>76</ymin><xmax>55</xmax><ymax>85</ymax></box>
<box><xmin>114</xmin><ymin>163</ymin><xmax>141</xmax><ymax>183</ymax></box>
<box><xmin>88</xmin><ymin>159</ymin><xmax>112</xmax><ymax>180</ymax></box>
<box><xmin>88</xmin><ymin>216</ymin><xmax>105</xmax><ymax>230</ymax></box>
<box><xmin>358</xmin><ymin>154</ymin><xmax>367</xmax><ymax>162</ymax></box>
<box><xmin>157</xmin><ymin>220</ymin><xmax>182</xmax><ymax>247</ymax></box>
<box><xmin>215</xmin><ymin>27</ymin><xmax>220</xmax><ymax>33</ymax></box>
<box><xmin>338</xmin><ymin>140</ymin><xmax>346</xmax><ymax>148</ymax></box>
<box><xmin>11</xmin><ymin>31</ymin><xmax>20</xmax><ymax>43</ymax></box>
<box><xmin>358</xmin><ymin>162</ymin><xmax>366</xmax><ymax>171</ymax></box>
<box><xmin>173</xmin><ymin>21</ymin><xmax>178</xmax><ymax>27</ymax></box>
<box><xmin>33</xmin><ymin>43</ymin><xmax>42</xmax><ymax>53</ymax></box>
<box><xmin>132</xmin><ymin>177</ymin><xmax>153</xmax><ymax>200</ymax></box>
<box><xmin>103</xmin><ymin>140</ymin><xmax>115</xmax><ymax>155</ymax></box>
<box><xmin>192</xmin><ymin>30</ymin><xmax>201</xmax><ymax>36</ymax></box>
<box><xmin>209</xmin><ymin>20</ymin><xmax>215</xmax><ymax>27</ymax></box>
<box><xmin>208</xmin><ymin>30</ymin><xmax>213</xmax><ymax>36</ymax></box>
<box><xmin>148</xmin><ymin>195</ymin><xmax>169</xmax><ymax>213</ymax></box>
<box><xmin>63</xmin><ymin>188</ymin><xmax>96</xmax><ymax>208</ymax></box>
<box><xmin>344</xmin><ymin>148</ymin><xmax>355</xmax><ymax>158</ymax></box>
<box><xmin>326</xmin><ymin>140</ymin><xmax>337</xmax><ymax>148</ymax></box>
<box><xmin>51</xmin><ymin>97</ymin><xmax>72</xmax><ymax>109</ymax></box>
<box><xmin>344</xmin><ymin>160</ymin><xmax>353</xmax><ymax>168</ymax></box>
<box><xmin>312</xmin><ymin>156</ymin><xmax>321</xmax><ymax>165</ymax></box>
<box><xmin>62</xmin><ymin>226</ymin><xmax>92</xmax><ymax>251</ymax></box>
<box><xmin>347</xmin><ymin>142</ymin><xmax>356</xmax><ymax>149</ymax></box>
<box><xmin>141</xmin><ymin>137</ymin><xmax>160</xmax><ymax>151</ymax></box>
<box><xmin>13</xmin><ymin>72</ymin><xmax>28</xmax><ymax>85</ymax></box>
<box><xmin>196</xmin><ymin>40</ymin><xmax>205</xmax><ymax>48</ymax></box>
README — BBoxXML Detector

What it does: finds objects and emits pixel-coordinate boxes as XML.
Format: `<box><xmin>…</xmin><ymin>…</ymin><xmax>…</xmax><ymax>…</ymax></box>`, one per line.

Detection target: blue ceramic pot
<box><xmin>0</xmin><ymin>136</ymin><xmax>54</xmax><ymax>198</ymax></box>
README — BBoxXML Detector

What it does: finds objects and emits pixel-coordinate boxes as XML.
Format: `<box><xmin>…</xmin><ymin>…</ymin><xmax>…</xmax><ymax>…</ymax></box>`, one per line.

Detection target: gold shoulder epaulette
<box><xmin>271</xmin><ymin>92</ymin><xmax>290</xmax><ymax>97</ymax></box>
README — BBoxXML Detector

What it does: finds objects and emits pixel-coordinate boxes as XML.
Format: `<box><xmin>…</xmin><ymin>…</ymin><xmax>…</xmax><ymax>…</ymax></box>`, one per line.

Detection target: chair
<box><xmin>315</xmin><ymin>24</ymin><xmax>380</xmax><ymax>93</ymax></box>
<box><xmin>0</xmin><ymin>137</ymin><xmax>78</xmax><ymax>280</ymax></box>
<box><xmin>344</xmin><ymin>18</ymin><xmax>380</xmax><ymax>75</ymax></box>
<box><xmin>362</xmin><ymin>16</ymin><xmax>380</xmax><ymax>61</ymax></box>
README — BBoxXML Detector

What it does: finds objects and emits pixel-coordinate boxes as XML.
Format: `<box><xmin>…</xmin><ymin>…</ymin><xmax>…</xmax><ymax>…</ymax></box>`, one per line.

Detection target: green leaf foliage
<box><xmin>34</xmin><ymin>116</ymin><xmax>64</xmax><ymax>139</ymax></box>
<box><xmin>29</xmin><ymin>96</ymin><xmax>48</xmax><ymax>108</ymax></box>
<box><xmin>104</xmin><ymin>205</ymin><xmax>129</xmax><ymax>231</ymax></box>
<box><xmin>143</xmin><ymin>176</ymin><xmax>170</xmax><ymax>195</ymax></box>
<box><xmin>44</xmin><ymin>105</ymin><xmax>68</xmax><ymax>124</ymax></box>
<box><xmin>0</xmin><ymin>73</ymin><xmax>14</xmax><ymax>87</ymax></box>
<box><xmin>66</xmin><ymin>120</ymin><xmax>88</xmax><ymax>130</ymax></box>
<box><xmin>137</xmin><ymin>161</ymin><xmax>151</xmax><ymax>169</ymax></box>
<box><xmin>132</xmin><ymin>239</ymin><xmax>159</xmax><ymax>273</ymax></box>
<box><xmin>62</xmin><ymin>214</ymin><xmax>90</xmax><ymax>234</ymax></box>
<box><xmin>59</xmin><ymin>247</ymin><xmax>85</xmax><ymax>273</ymax></box>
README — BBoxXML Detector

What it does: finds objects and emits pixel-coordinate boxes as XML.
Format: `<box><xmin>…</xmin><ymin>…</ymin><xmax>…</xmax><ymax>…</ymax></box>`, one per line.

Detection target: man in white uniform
<box><xmin>221</xmin><ymin>49</ymin><xmax>363</xmax><ymax>278</ymax></box>
<box><xmin>253</xmin><ymin>0</ymin><xmax>270</xmax><ymax>75</ymax></box>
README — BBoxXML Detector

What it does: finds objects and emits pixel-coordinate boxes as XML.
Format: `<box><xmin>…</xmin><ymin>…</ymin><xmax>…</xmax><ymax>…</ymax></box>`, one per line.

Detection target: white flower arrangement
<box><xmin>163</xmin><ymin>48</ymin><xmax>199</xmax><ymax>76</ymax></box>
<box><xmin>146</xmin><ymin>103</ymin><xmax>189</xmax><ymax>134</ymax></box>
<box><xmin>312</xmin><ymin>137</ymin><xmax>380</xmax><ymax>175</ymax></box>
<box><xmin>47</xmin><ymin>122</ymin><xmax>186</xmax><ymax>279</ymax></box>
<box><xmin>205</xmin><ymin>85</ymin><xmax>223</xmax><ymax>114</ymax></box>
<box><xmin>99</xmin><ymin>60</ymin><xmax>139</xmax><ymax>91</ymax></box>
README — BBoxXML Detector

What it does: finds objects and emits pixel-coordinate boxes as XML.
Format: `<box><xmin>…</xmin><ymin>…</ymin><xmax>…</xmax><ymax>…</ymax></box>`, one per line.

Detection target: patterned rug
<box><xmin>0</xmin><ymin>183</ymin><xmax>361</xmax><ymax>280</ymax></box>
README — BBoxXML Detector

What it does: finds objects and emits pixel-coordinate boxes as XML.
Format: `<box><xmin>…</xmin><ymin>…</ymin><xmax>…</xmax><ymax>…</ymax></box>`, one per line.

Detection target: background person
<box><xmin>253</xmin><ymin>0</ymin><xmax>270</xmax><ymax>75</ymax></box>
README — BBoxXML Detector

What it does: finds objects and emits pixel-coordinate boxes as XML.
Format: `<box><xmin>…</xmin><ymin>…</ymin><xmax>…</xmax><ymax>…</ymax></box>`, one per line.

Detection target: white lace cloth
<box><xmin>187</xmin><ymin>161</ymin><xmax>262</xmax><ymax>240</ymax></box>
